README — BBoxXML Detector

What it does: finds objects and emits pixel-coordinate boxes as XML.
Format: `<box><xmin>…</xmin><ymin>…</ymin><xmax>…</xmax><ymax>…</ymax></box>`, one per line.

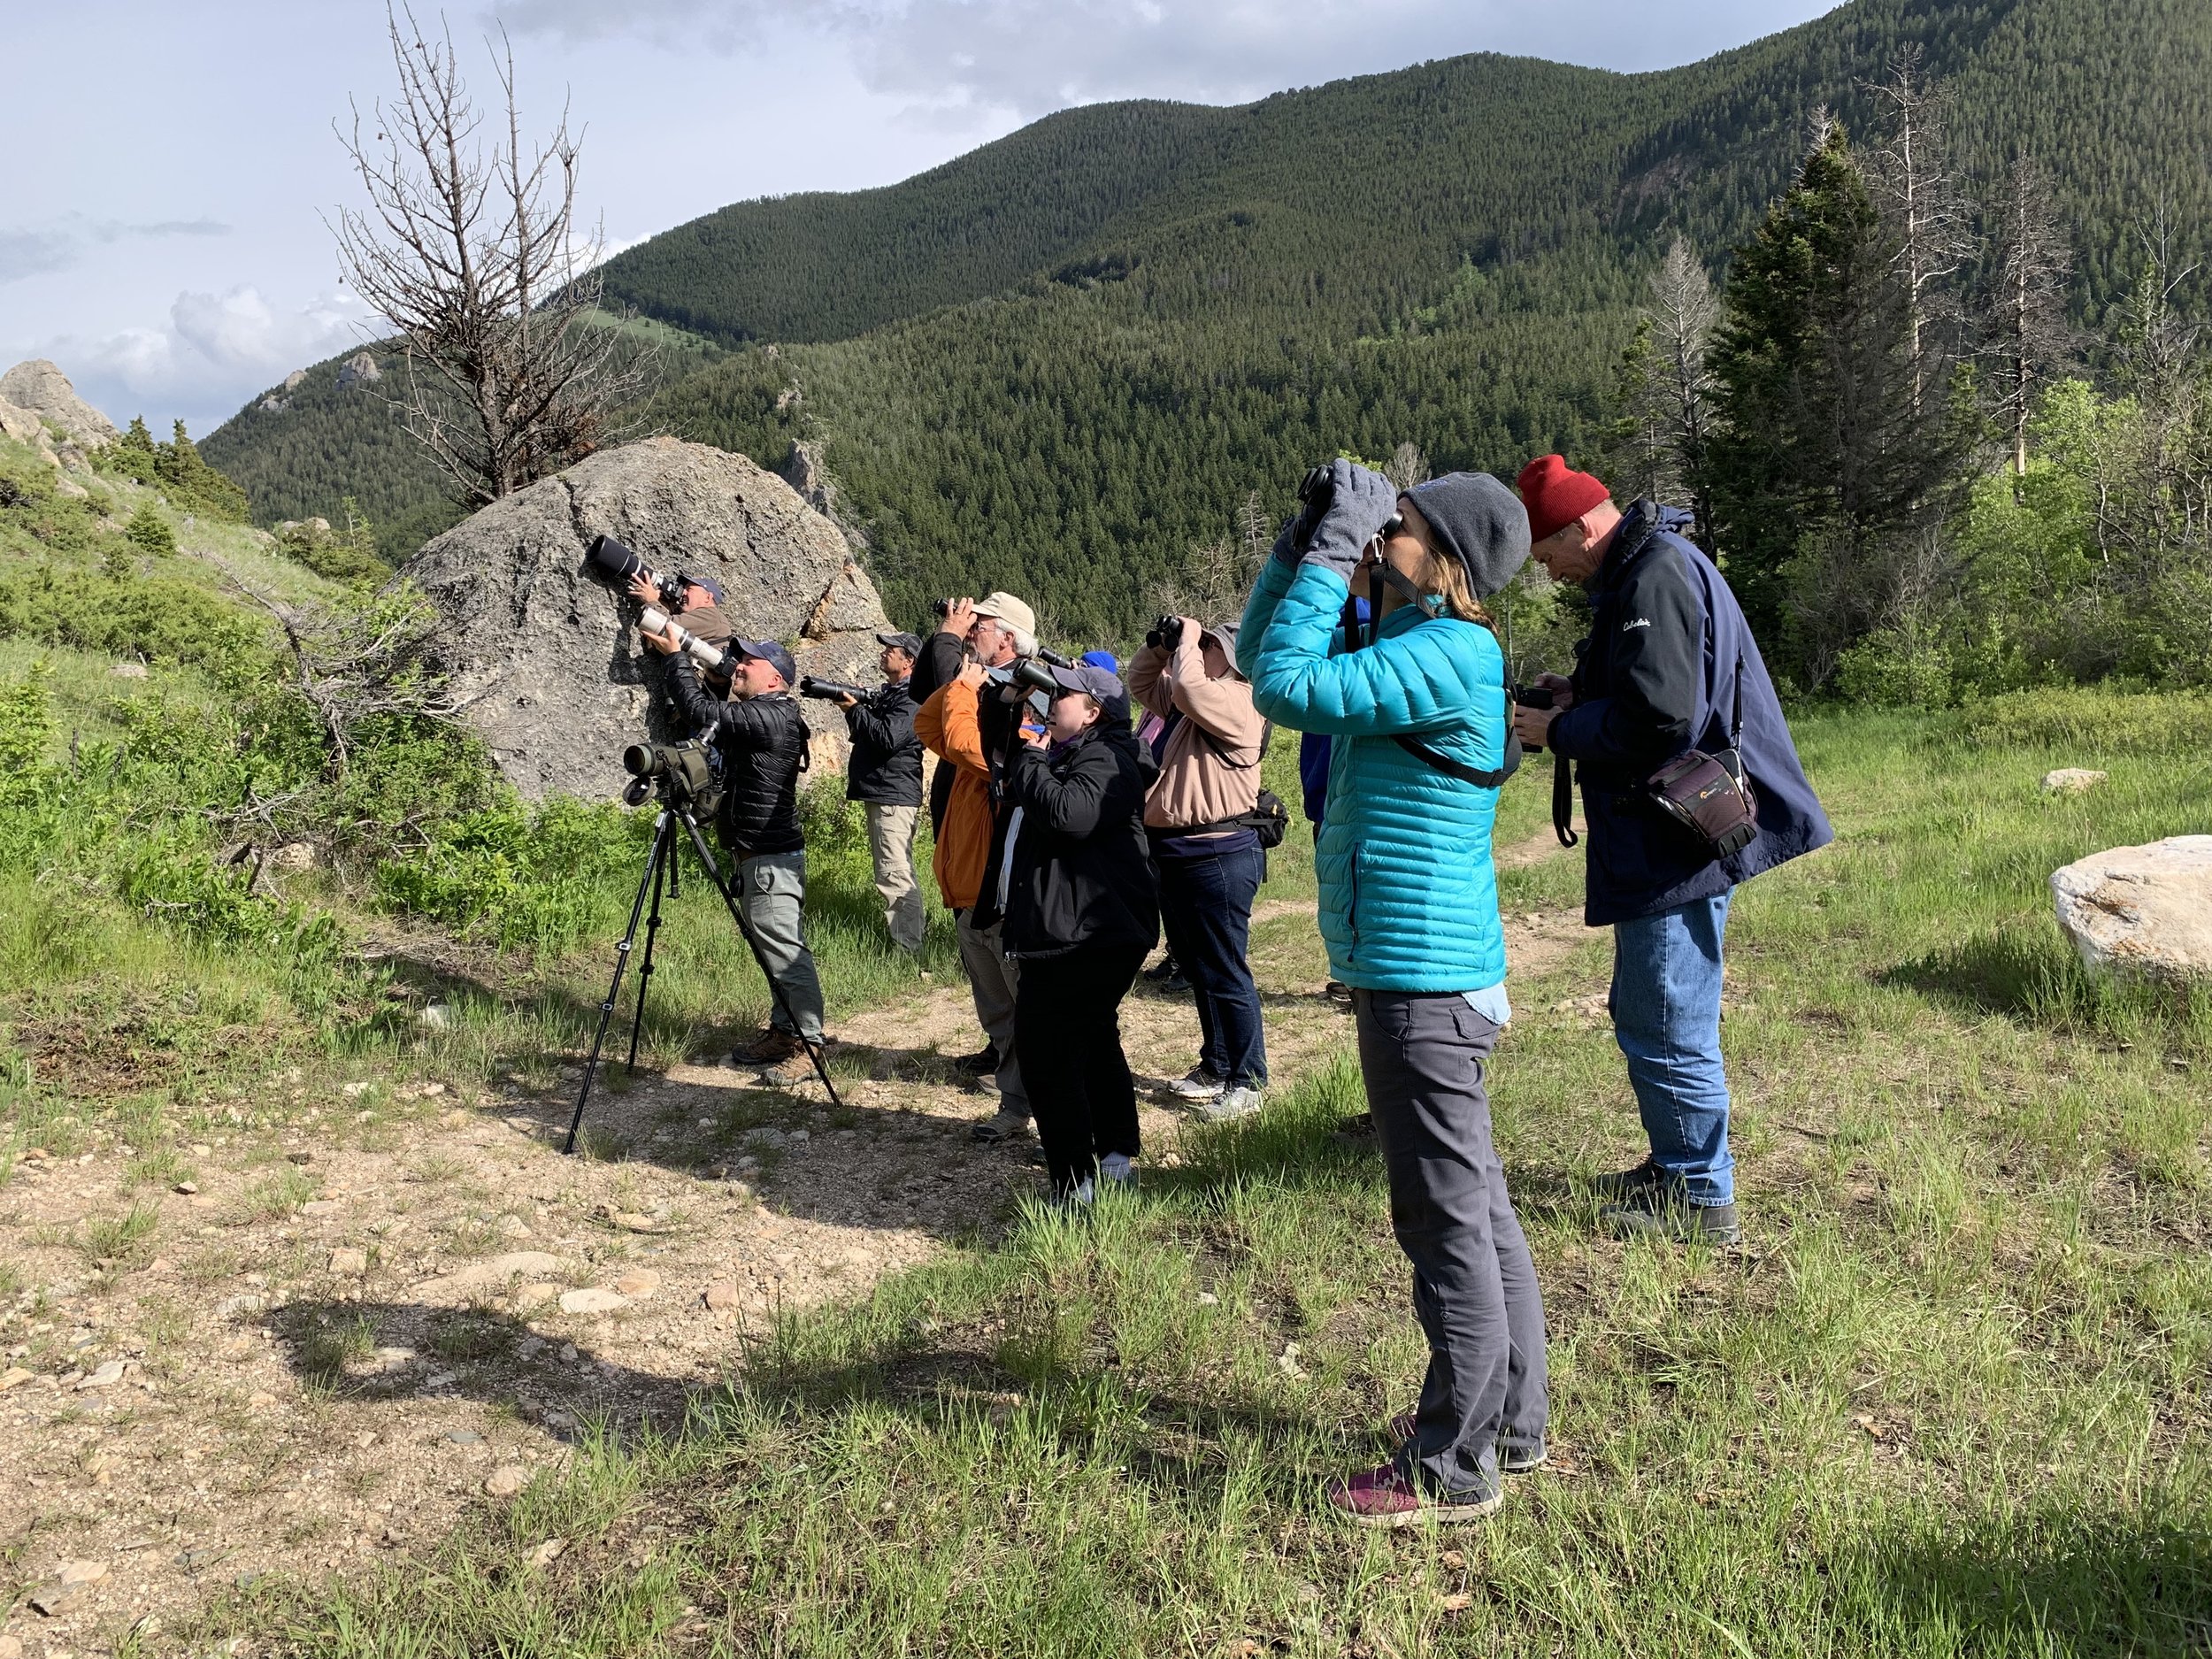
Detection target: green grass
<box><xmin>184</xmin><ymin>693</ymin><xmax>2212</xmax><ymax>1655</ymax></box>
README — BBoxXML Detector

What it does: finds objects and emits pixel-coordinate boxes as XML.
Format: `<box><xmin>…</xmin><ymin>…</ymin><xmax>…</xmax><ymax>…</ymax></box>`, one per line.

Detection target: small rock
<box><xmin>328</xmin><ymin>1247</ymin><xmax>370</xmax><ymax>1276</ymax></box>
<box><xmin>511</xmin><ymin>1281</ymin><xmax>560</xmax><ymax>1313</ymax></box>
<box><xmin>703</xmin><ymin>1282</ymin><xmax>741</xmax><ymax>1311</ymax></box>
<box><xmin>559</xmin><ymin>1287</ymin><xmax>627</xmax><ymax>1316</ymax></box>
<box><xmin>425</xmin><ymin>1371</ymin><xmax>459</xmax><ymax>1388</ymax></box>
<box><xmin>79</xmin><ymin>1359</ymin><xmax>130</xmax><ymax>1390</ymax></box>
<box><xmin>285</xmin><ymin>1150</ymin><xmax>314</xmax><ymax>1164</ymax></box>
<box><xmin>189</xmin><ymin>1142</ymin><xmax>211</xmax><ymax>1156</ymax></box>
<box><xmin>302</xmin><ymin>1199</ymin><xmax>341</xmax><ymax>1217</ymax></box>
<box><xmin>58</xmin><ymin>1558</ymin><xmax>110</xmax><ymax>1586</ymax></box>
<box><xmin>524</xmin><ymin>1536</ymin><xmax>566</xmax><ymax>1570</ymax></box>
<box><xmin>484</xmin><ymin>1463</ymin><xmax>529</xmax><ymax>1498</ymax></box>
<box><xmin>248</xmin><ymin>1390</ymin><xmax>277</xmax><ymax>1408</ymax></box>
<box><xmin>418</xmin><ymin>1003</ymin><xmax>455</xmax><ymax>1032</ymax></box>
<box><xmin>0</xmin><ymin>1366</ymin><xmax>34</xmax><ymax>1391</ymax></box>
<box><xmin>787</xmin><ymin>1129</ymin><xmax>810</xmax><ymax>1143</ymax></box>
<box><xmin>611</xmin><ymin>1268</ymin><xmax>661</xmax><ymax>1298</ymax></box>
<box><xmin>110</xmin><ymin>661</ymin><xmax>150</xmax><ymax>680</ymax></box>
<box><xmin>27</xmin><ymin>1580</ymin><xmax>80</xmax><ymax>1616</ymax></box>
<box><xmin>216</xmin><ymin>1294</ymin><xmax>267</xmax><ymax>1319</ymax></box>
<box><xmin>2042</xmin><ymin>768</ymin><xmax>2108</xmax><ymax>795</ymax></box>
<box><xmin>267</xmin><ymin>841</ymin><xmax>317</xmax><ymax>871</ymax></box>
<box><xmin>416</xmin><ymin>1250</ymin><xmax>563</xmax><ymax>1297</ymax></box>
<box><xmin>173</xmin><ymin>1180</ymin><xmax>199</xmax><ymax>1194</ymax></box>
<box><xmin>1194</xmin><ymin>1291</ymin><xmax>1219</xmax><ymax>1306</ymax></box>
<box><xmin>0</xmin><ymin>1632</ymin><xmax>23</xmax><ymax>1657</ymax></box>
<box><xmin>496</xmin><ymin>1213</ymin><xmax>532</xmax><ymax>1238</ymax></box>
<box><xmin>444</xmin><ymin>1428</ymin><xmax>484</xmax><ymax>1445</ymax></box>
<box><xmin>341</xmin><ymin>1081</ymin><xmax>372</xmax><ymax>1098</ymax></box>
<box><xmin>2052</xmin><ymin>836</ymin><xmax>2212</xmax><ymax>985</ymax></box>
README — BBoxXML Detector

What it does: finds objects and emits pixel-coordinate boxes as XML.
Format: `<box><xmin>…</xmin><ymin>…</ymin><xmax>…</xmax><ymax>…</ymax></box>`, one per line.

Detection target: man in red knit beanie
<box><xmin>1509</xmin><ymin>455</ymin><xmax>1832</xmax><ymax>1246</ymax></box>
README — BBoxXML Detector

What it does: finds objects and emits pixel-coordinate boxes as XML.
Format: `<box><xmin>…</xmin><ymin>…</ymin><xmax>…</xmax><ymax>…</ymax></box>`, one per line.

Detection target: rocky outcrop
<box><xmin>335</xmin><ymin>352</ymin><xmax>383</xmax><ymax>390</ymax></box>
<box><xmin>2051</xmin><ymin>836</ymin><xmax>2212</xmax><ymax>986</ymax></box>
<box><xmin>403</xmin><ymin>436</ymin><xmax>894</xmax><ymax>800</ymax></box>
<box><xmin>0</xmin><ymin>360</ymin><xmax>117</xmax><ymax>449</ymax></box>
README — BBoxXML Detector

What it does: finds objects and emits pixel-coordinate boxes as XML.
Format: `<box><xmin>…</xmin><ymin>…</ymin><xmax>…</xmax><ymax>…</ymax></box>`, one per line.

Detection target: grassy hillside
<box><xmin>200</xmin><ymin>312</ymin><xmax>726</xmax><ymax>567</ymax></box>
<box><xmin>206</xmin><ymin>0</ymin><xmax>2212</xmax><ymax>634</ymax></box>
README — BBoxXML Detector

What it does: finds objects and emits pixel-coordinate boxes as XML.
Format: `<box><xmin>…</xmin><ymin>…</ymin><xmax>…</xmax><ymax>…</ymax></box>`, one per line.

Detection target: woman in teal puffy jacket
<box><xmin>1239</xmin><ymin>458</ymin><xmax>1548</xmax><ymax>1528</ymax></box>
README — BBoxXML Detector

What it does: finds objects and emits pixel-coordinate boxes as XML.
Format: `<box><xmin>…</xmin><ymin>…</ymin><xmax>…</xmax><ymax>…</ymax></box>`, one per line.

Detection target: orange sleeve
<box><xmin>917</xmin><ymin>680</ymin><xmax>989</xmax><ymax>776</ymax></box>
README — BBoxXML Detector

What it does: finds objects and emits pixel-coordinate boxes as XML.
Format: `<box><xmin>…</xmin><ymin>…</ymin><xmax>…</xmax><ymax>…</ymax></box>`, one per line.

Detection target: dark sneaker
<box><xmin>1324</xmin><ymin>979</ymin><xmax>1355</xmax><ymax>1009</ymax></box>
<box><xmin>732</xmin><ymin>1028</ymin><xmax>804</xmax><ymax>1066</ymax></box>
<box><xmin>1601</xmin><ymin>1187</ymin><xmax>1741</xmax><ymax>1245</ymax></box>
<box><xmin>952</xmin><ymin>1044</ymin><xmax>999</xmax><ymax>1077</ymax></box>
<box><xmin>1593</xmin><ymin>1158</ymin><xmax>1668</xmax><ymax>1201</ymax></box>
<box><xmin>1144</xmin><ymin>956</ymin><xmax>1190</xmax><ymax>993</ymax></box>
<box><xmin>1325</xmin><ymin>1465</ymin><xmax>1502</xmax><ymax>1529</ymax></box>
<box><xmin>1386</xmin><ymin>1411</ymin><xmax>1548</xmax><ymax>1476</ymax></box>
<box><xmin>969</xmin><ymin>1106</ymin><xmax>1033</xmax><ymax>1143</ymax></box>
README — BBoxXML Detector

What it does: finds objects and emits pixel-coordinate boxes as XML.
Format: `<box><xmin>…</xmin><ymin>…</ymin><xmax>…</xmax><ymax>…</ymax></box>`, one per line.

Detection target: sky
<box><xmin>0</xmin><ymin>0</ymin><xmax>1839</xmax><ymax>438</ymax></box>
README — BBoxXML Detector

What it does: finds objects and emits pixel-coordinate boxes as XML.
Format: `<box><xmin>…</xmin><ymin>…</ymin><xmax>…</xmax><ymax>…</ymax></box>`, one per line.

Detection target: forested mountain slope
<box><xmin>208</xmin><ymin>0</ymin><xmax>2212</xmax><ymax>636</ymax></box>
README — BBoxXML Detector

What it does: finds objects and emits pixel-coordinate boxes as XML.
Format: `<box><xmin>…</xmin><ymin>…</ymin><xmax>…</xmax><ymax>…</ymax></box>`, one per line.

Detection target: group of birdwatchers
<box><xmin>634</xmin><ymin>450</ymin><xmax>1832</xmax><ymax>1528</ymax></box>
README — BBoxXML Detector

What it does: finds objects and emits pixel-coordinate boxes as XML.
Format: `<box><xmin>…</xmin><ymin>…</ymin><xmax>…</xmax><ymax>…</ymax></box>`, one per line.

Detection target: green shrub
<box><xmin>125</xmin><ymin>503</ymin><xmax>176</xmax><ymax>557</ymax></box>
<box><xmin>274</xmin><ymin>500</ymin><xmax>390</xmax><ymax>586</ymax></box>
<box><xmin>374</xmin><ymin>795</ymin><xmax>652</xmax><ymax>952</ymax></box>
<box><xmin>0</xmin><ymin>662</ymin><xmax>56</xmax><ymax>807</ymax></box>
<box><xmin>0</xmin><ymin>565</ymin><xmax>276</xmax><ymax>687</ymax></box>
<box><xmin>97</xmin><ymin>418</ymin><xmax>252</xmax><ymax>524</ymax></box>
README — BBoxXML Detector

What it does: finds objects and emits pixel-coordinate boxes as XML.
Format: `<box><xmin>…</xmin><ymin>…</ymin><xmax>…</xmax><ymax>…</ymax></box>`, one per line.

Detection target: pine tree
<box><xmin>1706</xmin><ymin>123</ymin><xmax>1962</xmax><ymax>676</ymax></box>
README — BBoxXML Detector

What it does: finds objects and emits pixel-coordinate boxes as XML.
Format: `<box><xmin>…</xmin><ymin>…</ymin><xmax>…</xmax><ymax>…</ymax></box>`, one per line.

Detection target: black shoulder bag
<box><xmin>1642</xmin><ymin>655</ymin><xmax>1756</xmax><ymax>858</ymax></box>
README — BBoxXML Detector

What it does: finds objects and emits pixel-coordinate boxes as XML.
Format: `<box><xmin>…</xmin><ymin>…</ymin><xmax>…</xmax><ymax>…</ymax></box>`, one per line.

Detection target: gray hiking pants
<box><xmin>737</xmin><ymin>851</ymin><xmax>826</xmax><ymax>1043</ymax></box>
<box><xmin>955</xmin><ymin>908</ymin><xmax>1028</xmax><ymax>1118</ymax></box>
<box><xmin>1354</xmin><ymin>989</ymin><xmax>1548</xmax><ymax>1500</ymax></box>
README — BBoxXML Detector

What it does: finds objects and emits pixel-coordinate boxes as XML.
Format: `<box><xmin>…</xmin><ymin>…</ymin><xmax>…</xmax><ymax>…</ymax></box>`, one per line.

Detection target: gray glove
<box><xmin>1300</xmin><ymin>458</ymin><xmax>1401</xmax><ymax>581</ymax></box>
<box><xmin>1269</xmin><ymin>512</ymin><xmax>1303</xmax><ymax>569</ymax></box>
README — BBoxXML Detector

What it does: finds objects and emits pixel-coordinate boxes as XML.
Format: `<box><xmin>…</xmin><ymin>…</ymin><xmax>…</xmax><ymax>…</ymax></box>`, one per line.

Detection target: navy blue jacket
<box><xmin>1548</xmin><ymin>503</ymin><xmax>1832</xmax><ymax>926</ymax></box>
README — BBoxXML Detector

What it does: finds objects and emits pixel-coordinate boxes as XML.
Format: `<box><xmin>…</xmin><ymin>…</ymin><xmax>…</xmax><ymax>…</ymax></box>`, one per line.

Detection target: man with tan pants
<box><xmin>833</xmin><ymin>631</ymin><xmax>927</xmax><ymax>952</ymax></box>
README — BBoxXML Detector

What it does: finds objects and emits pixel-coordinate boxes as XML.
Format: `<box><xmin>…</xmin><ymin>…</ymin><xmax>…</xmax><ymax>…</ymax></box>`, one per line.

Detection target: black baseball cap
<box><xmin>876</xmin><ymin>630</ymin><xmax>924</xmax><ymax>656</ymax></box>
<box><xmin>732</xmin><ymin>639</ymin><xmax>797</xmax><ymax>684</ymax></box>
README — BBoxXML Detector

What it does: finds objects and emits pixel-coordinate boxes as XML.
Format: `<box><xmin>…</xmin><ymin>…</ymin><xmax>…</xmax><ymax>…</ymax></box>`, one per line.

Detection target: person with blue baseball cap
<box><xmin>643</xmin><ymin>621</ymin><xmax>828</xmax><ymax>1071</ymax></box>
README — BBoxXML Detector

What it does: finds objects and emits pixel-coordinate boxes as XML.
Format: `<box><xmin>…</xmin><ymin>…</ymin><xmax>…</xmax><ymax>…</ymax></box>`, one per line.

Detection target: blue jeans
<box><xmin>1610</xmin><ymin>890</ymin><xmax>1734</xmax><ymax>1205</ymax></box>
<box><xmin>1156</xmin><ymin>845</ymin><xmax>1268</xmax><ymax>1087</ymax></box>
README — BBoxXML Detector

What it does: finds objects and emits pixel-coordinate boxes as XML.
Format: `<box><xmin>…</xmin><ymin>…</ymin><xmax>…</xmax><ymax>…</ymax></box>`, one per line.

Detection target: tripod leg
<box><xmin>675</xmin><ymin>810</ymin><xmax>843</xmax><ymax>1110</ymax></box>
<box><xmin>625</xmin><ymin>837</ymin><xmax>670</xmax><ymax>1072</ymax></box>
<box><xmin>565</xmin><ymin>813</ymin><xmax>673</xmax><ymax>1156</ymax></box>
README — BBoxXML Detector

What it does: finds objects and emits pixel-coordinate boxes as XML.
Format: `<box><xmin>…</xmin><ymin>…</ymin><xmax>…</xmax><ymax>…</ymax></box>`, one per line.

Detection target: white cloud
<box><xmin>490</xmin><ymin>0</ymin><xmax>1842</xmax><ymax>119</ymax></box>
<box><xmin>0</xmin><ymin>215</ymin><xmax>229</xmax><ymax>285</ymax></box>
<box><xmin>23</xmin><ymin>285</ymin><xmax>373</xmax><ymax>434</ymax></box>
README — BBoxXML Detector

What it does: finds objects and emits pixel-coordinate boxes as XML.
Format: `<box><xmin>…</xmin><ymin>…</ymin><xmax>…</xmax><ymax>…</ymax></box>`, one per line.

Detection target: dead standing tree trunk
<box><xmin>1989</xmin><ymin>154</ymin><xmax>2072</xmax><ymax>480</ymax></box>
<box><xmin>327</xmin><ymin>4</ymin><xmax>656</xmax><ymax>510</ymax></box>
<box><xmin>1648</xmin><ymin>235</ymin><xmax>1721</xmax><ymax>552</ymax></box>
<box><xmin>1863</xmin><ymin>46</ymin><xmax>1971</xmax><ymax>419</ymax></box>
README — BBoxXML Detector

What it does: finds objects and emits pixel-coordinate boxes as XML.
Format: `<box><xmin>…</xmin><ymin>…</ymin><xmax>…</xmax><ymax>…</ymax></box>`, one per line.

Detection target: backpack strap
<box><xmin>1392</xmin><ymin>730</ymin><xmax>1522</xmax><ymax>789</ymax></box>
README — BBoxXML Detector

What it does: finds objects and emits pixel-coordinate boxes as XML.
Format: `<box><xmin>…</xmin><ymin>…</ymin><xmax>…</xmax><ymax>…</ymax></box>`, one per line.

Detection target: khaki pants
<box><xmin>737</xmin><ymin>852</ymin><xmax>826</xmax><ymax>1043</ymax></box>
<box><xmin>864</xmin><ymin>802</ymin><xmax>926</xmax><ymax>952</ymax></box>
<box><xmin>955</xmin><ymin>909</ymin><xmax>1028</xmax><ymax>1118</ymax></box>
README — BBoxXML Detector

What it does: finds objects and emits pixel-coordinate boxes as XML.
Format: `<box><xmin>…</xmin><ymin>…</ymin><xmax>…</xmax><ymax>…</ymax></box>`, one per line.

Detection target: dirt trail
<box><xmin>0</xmin><ymin>840</ymin><xmax>1586</xmax><ymax>1647</ymax></box>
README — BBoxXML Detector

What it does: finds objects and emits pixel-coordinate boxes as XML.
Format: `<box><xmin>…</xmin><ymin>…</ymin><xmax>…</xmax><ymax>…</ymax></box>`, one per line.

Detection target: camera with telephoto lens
<box><xmin>798</xmin><ymin>676</ymin><xmax>869</xmax><ymax>703</ymax></box>
<box><xmin>589</xmin><ymin>534</ymin><xmax>685</xmax><ymax>610</ymax></box>
<box><xmin>620</xmin><ymin>738</ymin><xmax>722</xmax><ymax>814</ymax></box>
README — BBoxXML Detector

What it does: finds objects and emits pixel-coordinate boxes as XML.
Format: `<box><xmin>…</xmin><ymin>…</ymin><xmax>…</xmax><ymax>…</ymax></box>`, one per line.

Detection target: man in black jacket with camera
<box><xmin>646</xmin><ymin>625</ymin><xmax>827</xmax><ymax>1070</ymax></box>
<box><xmin>828</xmin><ymin>630</ymin><xmax>926</xmax><ymax>952</ymax></box>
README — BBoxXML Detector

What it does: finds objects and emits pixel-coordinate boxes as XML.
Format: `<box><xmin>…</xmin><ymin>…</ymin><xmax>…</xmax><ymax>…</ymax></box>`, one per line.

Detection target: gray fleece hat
<box><xmin>1402</xmin><ymin>472</ymin><xmax>1532</xmax><ymax>598</ymax></box>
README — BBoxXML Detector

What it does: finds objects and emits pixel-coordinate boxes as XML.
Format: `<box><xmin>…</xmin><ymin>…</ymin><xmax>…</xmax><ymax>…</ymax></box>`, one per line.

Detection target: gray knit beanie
<box><xmin>1403</xmin><ymin>472</ymin><xmax>1532</xmax><ymax>599</ymax></box>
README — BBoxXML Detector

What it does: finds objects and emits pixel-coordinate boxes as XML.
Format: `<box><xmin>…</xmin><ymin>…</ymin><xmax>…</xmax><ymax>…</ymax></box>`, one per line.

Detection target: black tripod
<box><xmin>564</xmin><ymin>786</ymin><xmax>840</xmax><ymax>1155</ymax></box>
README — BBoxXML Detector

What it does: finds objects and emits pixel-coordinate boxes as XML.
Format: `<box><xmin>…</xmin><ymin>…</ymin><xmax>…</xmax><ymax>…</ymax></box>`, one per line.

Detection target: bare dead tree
<box><xmin>1987</xmin><ymin>154</ymin><xmax>2073</xmax><ymax>478</ymax></box>
<box><xmin>328</xmin><ymin>5</ymin><xmax>657</xmax><ymax>509</ymax></box>
<box><xmin>1863</xmin><ymin>46</ymin><xmax>1973</xmax><ymax>414</ymax></box>
<box><xmin>1603</xmin><ymin>237</ymin><xmax>1720</xmax><ymax>548</ymax></box>
<box><xmin>1147</xmin><ymin>491</ymin><xmax>1271</xmax><ymax>628</ymax></box>
<box><xmin>1384</xmin><ymin>442</ymin><xmax>1432</xmax><ymax>491</ymax></box>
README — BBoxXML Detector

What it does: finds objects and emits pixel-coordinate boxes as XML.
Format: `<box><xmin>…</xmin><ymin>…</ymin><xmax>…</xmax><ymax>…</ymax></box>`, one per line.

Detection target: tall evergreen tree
<box><xmin>1704</xmin><ymin>123</ymin><xmax>1962</xmax><ymax>679</ymax></box>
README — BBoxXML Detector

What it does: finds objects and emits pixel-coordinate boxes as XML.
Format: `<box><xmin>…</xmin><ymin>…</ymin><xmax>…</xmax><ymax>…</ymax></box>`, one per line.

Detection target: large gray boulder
<box><xmin>404</xmin><ymin>436</ymin><xmax>894</xmax><ymax>800</ymax></box>
<box><xmin>2051</xmin><ymin>836</ymin><xmax>2212</xmax><ymax>986</ymax></box>
<box><xmin>0</xmin><ymin>360</ymin><xmax>118</xmax><ymax>449</ymax></box>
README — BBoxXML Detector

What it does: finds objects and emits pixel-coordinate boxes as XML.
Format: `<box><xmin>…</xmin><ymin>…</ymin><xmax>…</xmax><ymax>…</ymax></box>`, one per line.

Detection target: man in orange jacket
<box><xmin>914</xmin><ymin>592</ymin><xmax>1038</xmax><ymax>1141</ymax></box>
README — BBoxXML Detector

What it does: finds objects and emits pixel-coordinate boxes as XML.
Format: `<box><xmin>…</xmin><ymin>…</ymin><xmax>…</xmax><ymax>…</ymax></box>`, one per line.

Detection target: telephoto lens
<box><xmin>797</xmin><ymin>676</ymin><xmax>868</xmax><ymax>702</ymax></box>
<box><xmin>588</xmin><ymin>534</ymin><xmax>684</xmax><ymax>609</ymax></box>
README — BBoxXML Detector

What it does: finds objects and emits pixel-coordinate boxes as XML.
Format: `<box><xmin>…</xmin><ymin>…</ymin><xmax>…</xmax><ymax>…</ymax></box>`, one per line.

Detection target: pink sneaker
<box><xmin>1325</xmin><ymin>1464</ymin><xmax>1502</xmax><ymax>1528</ymax></box>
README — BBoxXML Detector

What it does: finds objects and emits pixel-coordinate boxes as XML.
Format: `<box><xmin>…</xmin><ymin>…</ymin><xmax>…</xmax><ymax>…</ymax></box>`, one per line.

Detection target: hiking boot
<box><xmin>1593</xmin><ymin>1157</ymin><xmax>1668</xmax><ymax>1202</ymax></box>
<box><xmin>1387</xmin><ymin>1411</ymin><xmax>1548</xmax><ymax>1476</ymax></box>
<box><xmin>1166</xmin><ymin>1066</ymin><xmax>1225</xmax><ymax>1103</ymax></box>
<box><xmin>969</xmin><ymin>1106</ymin><xmax>1033</xmax><ymax>1143</ymax></box>
<box><xmin>952</xmin><ymin>1044</ymin><xmax>999</xmax><ymax>1077</ymax></box>
<box><xmin>1601</xmin><ymin>1187</ymin><xmax>1741</xmax><ymax>1245</ymax></box>
<box><xmin>1325</xmin><ymin>1465</ymin><xmax>1502</xmax><ymax>1529</ymax></box>
<box><xmin>1324</xmin><ymin>979</ymin><xmax>1355</xmax><ymax>1009</ymax></box>
<box><xmin>1144</xmin><ymin>955</ymin><xmax>1190</xmax><ymax>993</ymax></box>
<box><xmin>731</xmin><ymin>1027</ymin><xmax>805</xmax><ymax>1066</ymax></box>
<box><xmin>1197</xmin><ymin>1085</ymin><xmax>1263</xmax><ymax>1123</ymax></box>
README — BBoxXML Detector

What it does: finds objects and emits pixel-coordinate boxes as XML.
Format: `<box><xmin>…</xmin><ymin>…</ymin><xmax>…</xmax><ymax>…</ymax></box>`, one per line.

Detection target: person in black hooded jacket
<box><xmin>998</xmin><ymin>663</ymin><xmax>1161</xmax><ymax>1203</ymax></box>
